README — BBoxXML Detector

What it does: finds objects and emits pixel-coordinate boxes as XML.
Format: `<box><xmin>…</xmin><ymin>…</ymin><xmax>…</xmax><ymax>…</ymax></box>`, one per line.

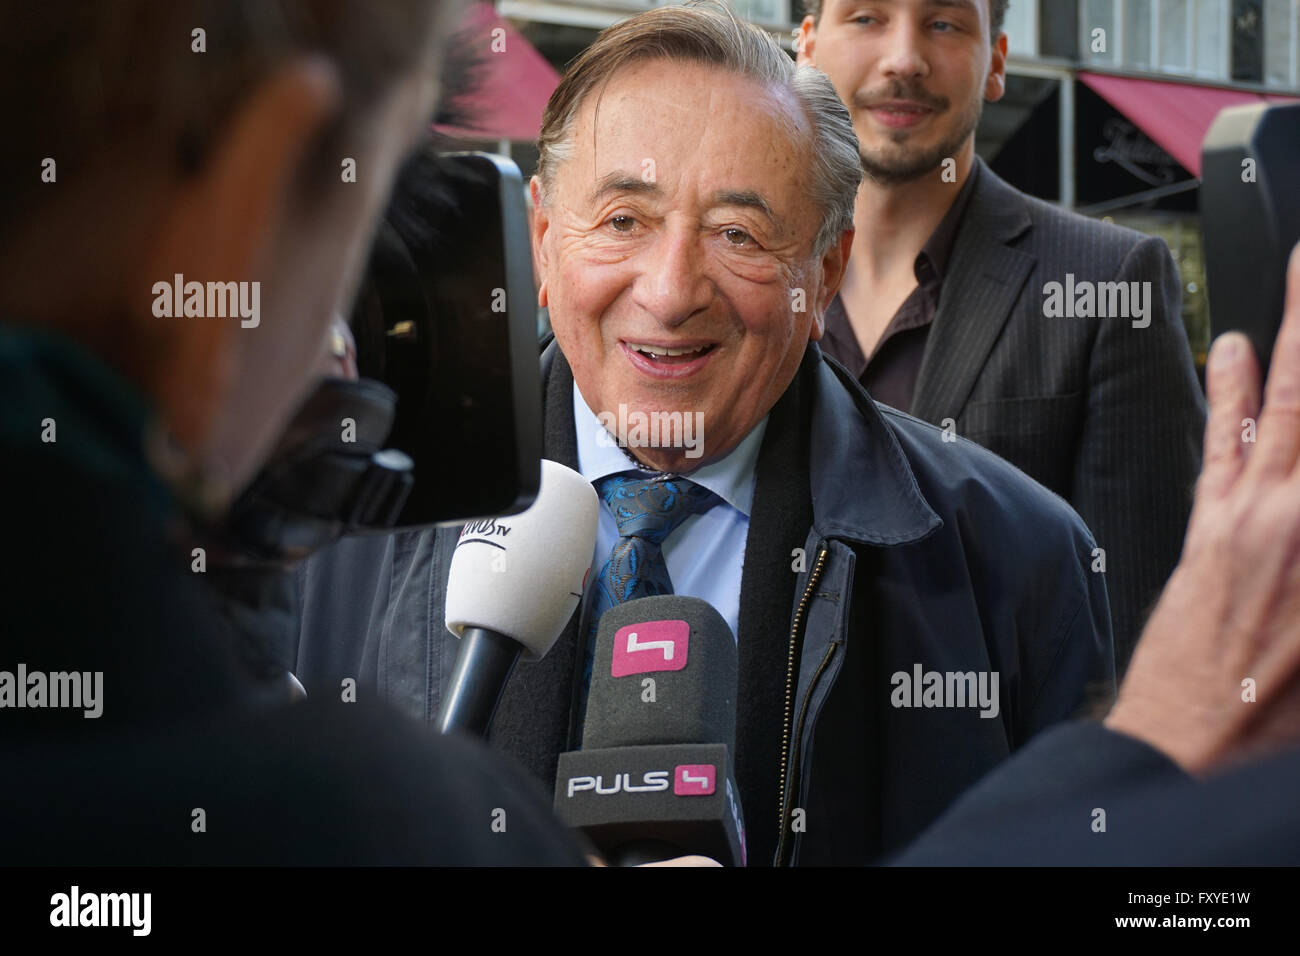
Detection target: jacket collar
<box><xmin>805</xmin><ymin>344</ymin><xmax>941</xmax><ymax>547</ymax></box>
<box><xmin>909</xmin><ymin>156</ymin><xmax>1037</xmax><ymax>425</ymax></box>
<box><xmin>541</xmin><ymin>337</ymin><xmax>941</xmax><ymax>548</ymax></box>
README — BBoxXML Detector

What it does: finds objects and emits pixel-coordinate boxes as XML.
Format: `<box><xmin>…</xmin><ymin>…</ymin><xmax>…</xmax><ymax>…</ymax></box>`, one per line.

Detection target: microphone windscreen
<box><xmin>555</xmin><ymin>742</ymin><xmax>747</xmax><ymax>866</ymax></box>
<box><xmin>582</xmin><ymin>595</ymin><xmax>736</xmax><ymax>750</ymax></box>
<box><xmin>444</xmin><ymin>459</ymin><xmax>598</xmax><ymax>659</ymax></box>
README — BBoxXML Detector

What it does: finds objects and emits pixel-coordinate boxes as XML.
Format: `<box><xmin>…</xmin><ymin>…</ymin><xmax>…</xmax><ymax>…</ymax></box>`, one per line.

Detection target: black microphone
<box><xmin>553</xmin><ymin>595</ymin><xmax>746</xmax><ymax>866</ymax></box>
<box><xmin>437</xmin><ymin>460</ymin><xmax>597</xmax><ymax>736</ymax></box>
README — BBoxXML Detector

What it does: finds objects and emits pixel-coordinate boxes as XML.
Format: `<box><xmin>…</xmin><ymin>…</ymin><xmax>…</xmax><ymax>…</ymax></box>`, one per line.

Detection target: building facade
<box><xmin>484</xmin><ymin>0</ymin><xmax>1300</xmax><ymax>366</ymax></box>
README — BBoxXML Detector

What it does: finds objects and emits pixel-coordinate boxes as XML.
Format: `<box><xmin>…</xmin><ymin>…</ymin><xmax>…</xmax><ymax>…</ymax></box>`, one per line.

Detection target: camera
<box><xmin>223</xmin><ymin>151</ymin><xmax>543</xmax><ymax>561</ymax></box>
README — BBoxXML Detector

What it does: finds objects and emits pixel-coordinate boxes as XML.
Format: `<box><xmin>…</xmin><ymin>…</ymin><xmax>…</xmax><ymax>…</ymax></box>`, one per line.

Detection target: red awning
<box><xmin>1079</xmin><ymin>71</ymin><xmax>1299</xmax><ymax>177</ymax></box>
<box><xmin>435</xmin><ymin>3</ymin><xmax>560</xmax><ymax>142</ymax></box>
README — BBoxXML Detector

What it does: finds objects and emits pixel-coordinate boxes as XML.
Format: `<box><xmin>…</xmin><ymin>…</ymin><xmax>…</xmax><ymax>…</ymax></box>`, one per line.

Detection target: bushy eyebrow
<box><xmin>589</xmin><ymin>173</ymin><xmax>660</xmax><ymax>205</ymax></box>
<box><xmin>588</xmin><ymin>172</ymin><xmax>782</xmax><ymax>228</ymax></box>
<box><xmin>713</xmin><ymin>189</ymin><xmax>776</xmax><ymax>222</ymax></box>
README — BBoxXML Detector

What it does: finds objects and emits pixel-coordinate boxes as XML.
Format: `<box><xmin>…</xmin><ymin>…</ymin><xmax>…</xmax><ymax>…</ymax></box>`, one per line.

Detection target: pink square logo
<box><xmin>610</xmin><ymin>619</ymin><xmax>689</xmax><ymax>677</ymax></box>
<box><xmin>673</xmin><ymin>764</ymin><xmax>716</xmax><ymax>796</ymax></box>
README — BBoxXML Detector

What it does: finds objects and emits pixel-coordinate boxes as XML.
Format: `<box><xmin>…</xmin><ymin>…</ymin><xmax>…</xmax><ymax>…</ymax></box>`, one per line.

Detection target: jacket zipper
<box><xmin>774</xmin><ymin>544</ymin><xmax>828</xmax><ymax>864</ymax></box>
<box><xmin>776</xmin><ymin>638</ymin><xmax>839</xmax><ymax>866</ymax></box>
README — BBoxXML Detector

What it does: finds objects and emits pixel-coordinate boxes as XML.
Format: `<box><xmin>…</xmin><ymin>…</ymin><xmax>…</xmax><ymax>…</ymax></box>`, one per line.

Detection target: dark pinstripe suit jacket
<box><xmin>900</xmin><ymin>159</ymin><xmax>1205</xmax><ymax>671</ymax></box>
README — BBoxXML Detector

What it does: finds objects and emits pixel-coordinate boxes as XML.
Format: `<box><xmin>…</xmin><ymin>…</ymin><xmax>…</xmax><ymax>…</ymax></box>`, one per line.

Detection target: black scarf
<box><xmin>488</xmin><ymin>347</ymin><xmax>816</xmax><ymax>866</ymax></box>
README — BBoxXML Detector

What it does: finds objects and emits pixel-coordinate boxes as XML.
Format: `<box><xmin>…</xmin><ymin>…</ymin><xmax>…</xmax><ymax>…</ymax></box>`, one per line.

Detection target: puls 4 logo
<box><xmin>566</xmin><ymin>764</ymin><xmax>719</xmax><ymax>799</ymax></box>
<box><xmin>611</xmin><ymin>619</ymin><xmax>689</xmax><ymax>677</ymax></box>
<box><xmin>567</xmin><ymin>771</ymin><xmax>670</xmax><ymax>798</ymax></box>
<box><xmin>673</xmin><ymin>764</ymin><xmax>716</xmax><ymax>796</ymax></box>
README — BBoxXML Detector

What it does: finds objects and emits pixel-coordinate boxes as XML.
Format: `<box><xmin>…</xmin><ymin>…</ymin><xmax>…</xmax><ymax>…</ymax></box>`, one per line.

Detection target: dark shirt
<box><xmin>820</xmin><ymin>163</ymin><xmax>980</xmax><ymax>413</ymax></box>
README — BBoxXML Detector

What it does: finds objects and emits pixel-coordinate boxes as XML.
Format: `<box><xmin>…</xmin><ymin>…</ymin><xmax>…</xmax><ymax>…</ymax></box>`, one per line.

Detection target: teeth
<box><xmin>631</xmin><ymin>343</ymin><xmax>708</xmax><ymax>357</ymax></box>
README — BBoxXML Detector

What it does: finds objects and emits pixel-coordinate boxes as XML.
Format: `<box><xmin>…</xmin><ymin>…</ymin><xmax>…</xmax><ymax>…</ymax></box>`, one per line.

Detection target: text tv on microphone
<box><xmin>438</xmin><ymin>459</ymin><xmax>599</xmax><ymax>737</ymax></box>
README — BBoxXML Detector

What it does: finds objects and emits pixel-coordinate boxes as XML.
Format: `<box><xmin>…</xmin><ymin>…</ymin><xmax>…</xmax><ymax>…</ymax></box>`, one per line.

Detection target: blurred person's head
<box><xmin>0</xmin><ymin>0</ymin><xmax>465</xmax><ymax>502</ymax></box>
<box><xmin>796</xmin><ymin>0</ymin><xmax>1008</xmax><ymax>185</ymax></box>
<box><xmin>531</xmin><ymin>2</ymin><xmax>860</xmax><ymax>473</ymax></box>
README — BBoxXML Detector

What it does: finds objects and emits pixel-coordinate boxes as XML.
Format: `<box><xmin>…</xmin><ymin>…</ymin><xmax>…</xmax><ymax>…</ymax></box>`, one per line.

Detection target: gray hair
<box><xmin>536</xmin><ymin>1</ymin><xmax>860</xmax><ymax>256</ymax></box>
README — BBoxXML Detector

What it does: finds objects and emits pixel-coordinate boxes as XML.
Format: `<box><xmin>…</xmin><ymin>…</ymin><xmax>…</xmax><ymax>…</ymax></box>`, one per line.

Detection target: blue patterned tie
<box><xmin>580</xmin><ymin>474</ymin><xmax>722</xmax><ymax>705</ymax></box>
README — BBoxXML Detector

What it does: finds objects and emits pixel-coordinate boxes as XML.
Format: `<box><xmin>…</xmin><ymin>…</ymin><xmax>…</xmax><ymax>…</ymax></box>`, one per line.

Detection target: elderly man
<box><xmin>296</xmin><ymin>3</ymin><xmax>1113</xmax><ymax>865</ymax></box>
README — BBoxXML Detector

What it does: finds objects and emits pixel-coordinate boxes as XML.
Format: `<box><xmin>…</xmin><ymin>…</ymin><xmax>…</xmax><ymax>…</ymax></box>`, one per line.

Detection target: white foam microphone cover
<box><xmin>444</xmin><ymin>459</ymin><xmax>598</xmax><ymax>659</ymax></box>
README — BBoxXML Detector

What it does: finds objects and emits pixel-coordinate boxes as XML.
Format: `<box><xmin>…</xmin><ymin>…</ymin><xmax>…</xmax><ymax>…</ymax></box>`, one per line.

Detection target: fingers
<box><xmin>1250</xmin><ymin>242</ymin><xmax>1300</xmax><ymax>479</ymax></box>
<box><xmin>1196</xmin><ymin>332</ymin><xmax>1261</xmax><ymax>502</ymax></box>
<box><xmin>637</xmin><ymin>855</ymin><xmax>723</xmax><ymax>867</ymax></box>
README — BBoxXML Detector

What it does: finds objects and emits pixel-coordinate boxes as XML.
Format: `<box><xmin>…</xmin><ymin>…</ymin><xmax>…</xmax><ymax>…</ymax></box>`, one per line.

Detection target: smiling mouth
<box><xmin>868</xmin><ymin>102</ymin><xmax>934</xmax><ymax>123</ymax></box>
<box><xmin>625</xmin><ymin>342</ymin><xmax>718</xmax><ymax>366</ymax></box>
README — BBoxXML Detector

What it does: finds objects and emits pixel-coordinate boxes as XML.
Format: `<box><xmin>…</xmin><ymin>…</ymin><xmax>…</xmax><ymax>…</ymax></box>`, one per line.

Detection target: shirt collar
<box><xmin>820</xmin><ymin>160</ymin><xmax>982</xmax><ymax>370</ymax></box>
<box><xmin>572</xmin><ymin>383</ymin><xmax>767</xmax><ymax>517</ymax></box>
<box><xmin>916</xmin><ymin>158</ymin><xmax>981</xmax><ymax>284</ymax></box>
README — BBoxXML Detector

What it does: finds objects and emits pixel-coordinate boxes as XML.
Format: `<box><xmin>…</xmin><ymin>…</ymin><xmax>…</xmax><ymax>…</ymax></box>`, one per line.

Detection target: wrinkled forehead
<box><xmin>558</xmin><ymin>58</ymin><xmax>814</xmax><ymax>212</ymax></box>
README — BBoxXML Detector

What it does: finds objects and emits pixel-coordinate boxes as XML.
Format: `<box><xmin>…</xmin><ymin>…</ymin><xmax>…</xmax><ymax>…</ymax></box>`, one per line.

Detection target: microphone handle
<box><xmin>437</xmin><ymin>626</ymin><xmax>523</xmax><ymax>737</ymax></box>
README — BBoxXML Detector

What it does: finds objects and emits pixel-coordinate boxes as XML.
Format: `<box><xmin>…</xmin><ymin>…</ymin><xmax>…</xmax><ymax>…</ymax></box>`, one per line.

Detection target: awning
<box><xmin>1079</xmin><ymin>71</ymin><xmax>1299</xmax><ymax>177</ymax></box>
<box><xmin>435</xmin><ymin>3</ymin><xmax>560</xmax><ymax>142</ymax></box>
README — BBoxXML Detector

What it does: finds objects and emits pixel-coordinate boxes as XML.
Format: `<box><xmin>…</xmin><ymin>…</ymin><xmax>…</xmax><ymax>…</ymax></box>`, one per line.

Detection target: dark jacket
<box><xmin>296</xmin><ymin>340</ymin><xmax>1116</xmax><ymax>866</ymax></box>
<box><xmin>888</xmin><ymin>159</ymin><xmax>1204</xmax><ymax>672</ymax></box>
<box><xmin>893</xmin><ymin>721</ymin><xmax>1300</xmax><ymax>865</ymax></box>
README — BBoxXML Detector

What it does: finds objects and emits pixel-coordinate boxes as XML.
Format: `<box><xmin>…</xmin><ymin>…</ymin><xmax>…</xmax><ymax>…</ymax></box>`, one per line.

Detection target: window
<box><xmin>729</xmin><ymin>0</ymin><xmax>790</xmax><ymax>28</ymax></box>
<box><xmin>1082</xmin><ymin>0</ymin><xmax>1119</xmax><ymax>65</ymax></box>
<box><xmin>1123</xmin><ymin>0</ymin><xmax>1153</xmax><ymax>67</ymax></box>
<box><xmin>1158</xmin><ymin>0</ymin><xmax>1191</xmax><ymax>72</ymax></box>
<box><xmin>1081</xmin><ymin>0</ymin><xmax>1230</xmax><ymax>79</ymax></box>
<box><xmin>1264</xmin><ymin>0</ymin><xmax>1300</xmax><ymax>89</ymax></box>
<box><xmin>1003</xmin><ymin>0</ymin><xmax>1039</xmax><ymax>56</ymax></box>
<box><xmin>1183</xmin><ymin>0</ymin><xmax>1229</xmax><ymax>80</ymax></box>
<box><xmin>1199</xmin><ymin>0</ymin><xmax>1233</xmax><ymax>78</ymax></box>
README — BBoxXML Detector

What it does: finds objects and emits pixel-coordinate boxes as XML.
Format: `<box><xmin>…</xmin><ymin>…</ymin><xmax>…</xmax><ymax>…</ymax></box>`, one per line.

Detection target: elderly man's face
<box><xmin>798</xmin><ymin>0</ymin><xmax>1006</xmax><ymax>183</ymax></box>
<box><xmin>532</xmin><ymin>59</ymin><xmax>848</xmax><ymax>473</ymax></box>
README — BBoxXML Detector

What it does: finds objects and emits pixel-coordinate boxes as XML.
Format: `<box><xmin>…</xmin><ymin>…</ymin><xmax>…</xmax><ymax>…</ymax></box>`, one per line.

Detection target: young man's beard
<box><xmin>858</xmin><ymin>95</ymin><xmax>984</xmax><ymax>186</ymax></box>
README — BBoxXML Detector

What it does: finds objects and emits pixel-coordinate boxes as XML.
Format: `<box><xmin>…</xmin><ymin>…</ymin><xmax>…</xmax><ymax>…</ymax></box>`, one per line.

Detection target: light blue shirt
<box><xmin>572</xmin><ymin>384</ymin><xmax>766</xmax><ymax>643</ymax></box>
